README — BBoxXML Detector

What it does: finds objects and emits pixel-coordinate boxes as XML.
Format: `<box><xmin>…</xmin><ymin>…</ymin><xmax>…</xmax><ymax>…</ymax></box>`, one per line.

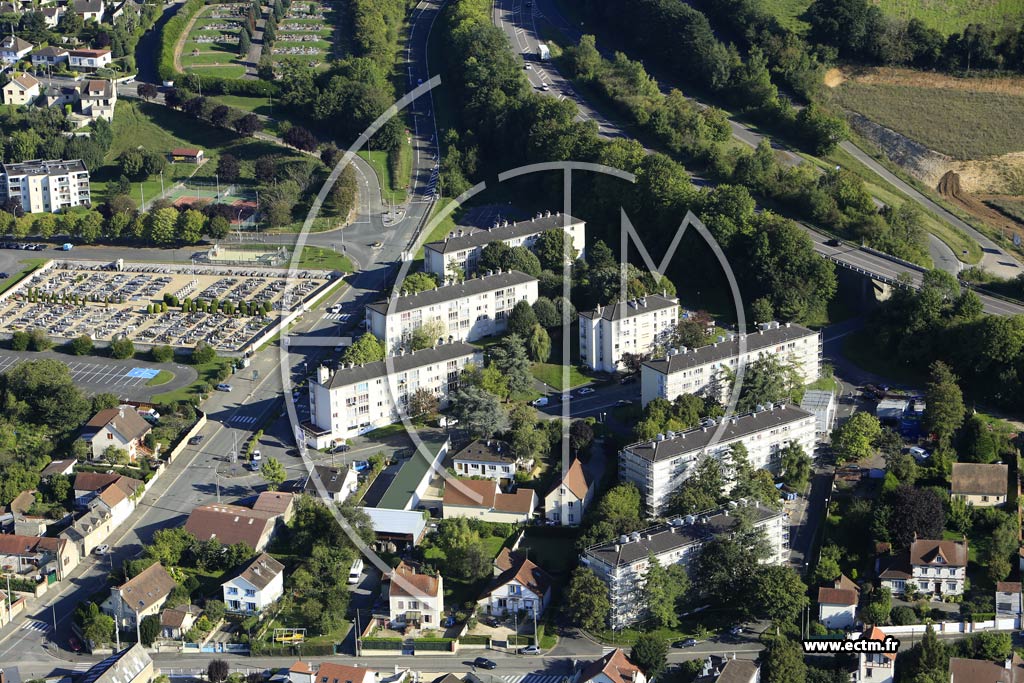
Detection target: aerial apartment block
<box><xmin>619</xmin><ymin>403</ymin><xmax>816</xmax><ymax>515</ymax></box>
<box><xmin>579</xmin><ymin>295</ymin><xmax>679</xmax><ymax>373</ymax></box>
<box><xmin>0</xmin><ymin>159</ymin><xmax>91</xmax><ymax>213</ymax></box>
<box><xmin>640</xmin><ymin>321</ymin><xmax>820</xmax><ymax>407</ymax></box>
<box><xmin>580</xmin><ymin>501</ymin><xmax>788</xmax><ymax>628</ymax></box>
<box><xmin>366</xmin><ymin>270</ymin><xmax>538</xmax><ymax>353</ymax></box>
<box><xmin>423</xmin><ymin>211</ymin><xmax>585</xmax><ymax>278</ymax></box>
<box><xmin>305</xmin><ymin>342</ymin><xmax>483</xmax><ymax>447</ymax></box>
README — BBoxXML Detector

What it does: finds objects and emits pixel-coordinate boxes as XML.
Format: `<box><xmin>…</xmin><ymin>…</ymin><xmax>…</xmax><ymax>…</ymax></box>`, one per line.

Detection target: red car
<box><xmin>68</xmin><ymin>635</ymin><xmax>83</xmax><ymax>653</ymax></box>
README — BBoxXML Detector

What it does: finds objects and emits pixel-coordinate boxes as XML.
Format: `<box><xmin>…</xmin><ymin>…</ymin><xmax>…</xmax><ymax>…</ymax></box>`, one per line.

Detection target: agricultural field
<box><xmin>828</xmin><ymin>80</ymin><xmax>1024</xmax><ymax>160</ymax></box>
<box><xmin>180</xmin><ymin>2</ymin><xmax>250</xmax><ymax>79</ymax></box>
<box><xmin>270</xmin><ymin>0</ymin><xmax>340</xmax><ymax>69</ymax></box>
<box><xmin>758</xmin><ymin>0</ymin><xmax>1024</xmax><ymax>35</ymax></box>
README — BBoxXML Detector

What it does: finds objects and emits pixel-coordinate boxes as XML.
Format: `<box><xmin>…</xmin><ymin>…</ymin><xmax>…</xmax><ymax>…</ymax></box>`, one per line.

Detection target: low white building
<box><xmin>2</xmin><ymin>73</ymin><xmax>38</xmax><ymax>106</ymax></box>
<box><xmin>68</xmin><ymin>48</ymin><xmax>111</xmax><ymax>71</ymax></box>
<box><xmin>306</xmin><ymin>342</ymin><xmax>482</xmax><ymax>447</ymax></box>
<box><xmin>641</xmin><ymin>321</ymin><xmax>821</xmax><ymax>407</ymax></box>
<box><xmin>580</xmin><ymin>501</ymin><xmax>788</xmax><ymax>629</ymax></box>
<box><xmin>578</xmin><ymin>295</ymin><xmax>679</xmax><ymax>373</ymax></box>
<box><xmin>619</xmin><ymin>403</ymin><xmax>816</xmax><ymax>515</ymax></box>
<box><xmin>996</xmin><ymin>581</ymin><xmax>1022</xmax><ymax>617</ymax></box>
<box><xmin>452</xmin><ymin>439</ymin><xmax>525</xmax><ymax>483</ymax></box>
<box><xmin>800</xmin><ymin>389</ymin><xmax>836</xmax><ymax>435</ymax></box>
<box><xmin>366</xmin><ymin>270</ymin><xmax>538</xmax><ymax>353</ymax></box>
<box><xmin>423</xmin><ymin>211</ymin><xmax>585</xmax><ymax>278</ymax></box>
<box><xmin>879</xmin><ymin>538</ymin><xmax>968</xmax><ymax>598</ymax></box>
<box><xmin>0</xmin><ymin>36</ymin><xmax>33</xmax><ymax>64</ymax></box>
<box><xmin>222</xmin><ymin>553</ymin><xmax>284</xmax><ymax>613</ymax></box>
<box><xmin>817</xmin><ymin>573</ymin><xmax>859</xmax><ymax>629</ymax></box>
<box><xmin>477</xmin><ymin>552</ymin><xmax>552</xmax><ymax>617</ymax></box>
<box><xmin>0</xmin><ymin>159</ymin><xmax>91</xmax><ymax>214</ymax></box>
<box><xmin>389</xmin><ymin>561</ymin><xmax>444</xmax><ymax>629</ymax></box>
<box><xmin>544</xmin><ymin>458</ymin><xmax>592</xmax><ymax>526</ymax></box>
<box><xmin>302</xmin><ymin>464</ymin><xmax>357</xmax><ymax>503</ymax></box>
<box><xmin>442</xmin><ymin>479</ymin><xmax>537</xmax><ymax>524</ymax></box>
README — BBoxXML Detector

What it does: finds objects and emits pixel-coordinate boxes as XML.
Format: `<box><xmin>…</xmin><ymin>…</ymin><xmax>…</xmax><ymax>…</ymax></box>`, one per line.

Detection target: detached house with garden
<box><xmin>878</xmin><ymin>538</ymin><xmax>968</xmax><ymax>598</ymax></box>
<box><xmin>221</xmin><ymin>553</ymin><xmax>284</xmax><ymax>614</ymax></box>
<box><xmin>81</xmin><ymin>406</ymin><xmax>152</xmax><ymax>462</ymax></box>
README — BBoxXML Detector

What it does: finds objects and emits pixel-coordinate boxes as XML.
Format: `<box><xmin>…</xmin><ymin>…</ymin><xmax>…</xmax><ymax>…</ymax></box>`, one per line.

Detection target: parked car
<box><xmin>728</xmin><ymin>626</ymin><xmax>743</xmax><ymax>637</ymax></box>
<box><xmin>531</xmin><ymin>397</ymin><xmax>550</xmax><ymax>407</ymax></box>
<box><xmin>215</xmin><ymin>383</ymin><xmax>232</xmax><ymax>392</ymax></box>
<box><xmin>252</xmin><ymin>449</ymin><xmax>262</xmax><ymax>462</ymax></box>
<box><xmin>575</xmin><ymin>387</ymin><xmax>596</xmax><ymax>397</ymax></box>
<box><xmin>619</xmin><ymin>374</ymin><xmax>638</xmax><ymax>384</ymax></box>
<box><xmin>68</xmin><ymin>635</ymin><xmax>83</xmax><ymax>652</ymax></box>
<box><xmin>0</xmin><ymin>273</ymin><xmax>8</xmax><ymax>279</ymax></box>
<box><xmin>334</xmin><ymin>443</ymin><xmax>351</xmax><ymax>453</ymax></box>
<box><xmin>518</xmin><ymin>645</ymin><xmax>541</xmax><ymax>655</ymax></box>
<box><xmin>673</xmin><ymin>639</ymin><xmax>698</xmax><ymax>648</ymax></box>
<box><xmin>474</xmin><ymin>658</ymin><xmax>497</xmax><ymax>670</ymax></box>
<box><xmin>616</xmin><ymin>399</ymin><xmax>634</xmax><ymax>406</ymax></box>
<box><xmin>188</xmin><ymin>435</ymin><xmax>205</xmax><ymax>446</ymax></box>
<box><xmin>353</xmin><ymin>460</ymin><xmax>370</xmax><ymax>472</ymax></box>
<box><xmin>94</xmin><ymin>544</ymin><xmax>110</xmax><ymax>555</ymax></box>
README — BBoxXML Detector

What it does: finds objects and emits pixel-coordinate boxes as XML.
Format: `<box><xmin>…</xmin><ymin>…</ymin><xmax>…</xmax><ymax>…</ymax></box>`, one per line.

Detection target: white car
<box><xmin>524</xmin><ymin>64</ymin><xmax>533</xmax><ymax>70</ymax></box>
<box><xmin>518</xmin><ymin>645</ymin><xmax>541</xmax><ymax>655</ymax></box>
<box><xmin>94</xmin><ymin>544</ymin><xmax>110</xmax><ymax>555</ymax></box>
<box><xmin>252</xmin><ymin>449</ymin><xmax>262</xmax><ymax>462</ymax></box>
<box><xmin>576</xmin><ymin>387</ymin><xmax>596</xmax><ymax>396</ymax></box>
<box><xmin>215</xmin><ymin>383</ymin><xmax>232</xmax><ymax>392</ymax></box>
<box><xmin>531</xmin><ymin>397</ymin><xmax>550</xmax><ymax>407</ymax></box>
<box><xmin>327</xmin><ymin>304</ymin><xmax>342</xmax><ymax>314</ymax></box>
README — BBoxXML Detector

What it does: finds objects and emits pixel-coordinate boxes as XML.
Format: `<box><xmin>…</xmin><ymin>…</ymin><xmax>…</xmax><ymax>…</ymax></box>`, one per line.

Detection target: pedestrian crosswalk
<box><xmin>324</xmin><ymin>313</ymin><xmax>351</xmax><ymax>323</ymax></box>
<box><xmin>499</xmin><ymin>676</ymin><xmax>566</xmax><ymax>683</ymax></box>
<box><xmin>228</xmin><ymin>415</ymin><xmax>258</xmax><ymax>426</ymax></box>
<box><xmin>601</xmin><ymin>646</ymin><xmax>617</xmax><ymax>655</ymax></box>
<box><xmin>20</xmin><ymin>620</ymin><xmax>48</xmax><ymax>633</ymax></box>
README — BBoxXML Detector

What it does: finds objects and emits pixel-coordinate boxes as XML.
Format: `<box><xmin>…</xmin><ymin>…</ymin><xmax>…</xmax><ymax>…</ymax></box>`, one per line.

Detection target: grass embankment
<box><xmin>357</xmin><ymin>150</ymin><xmax>407</xmax><ymax>205</ymax></box>
<box><xmin>0</xmin><ymin>258</ymin><xmax>46</xmax><ymax>296</ymax></box>
<box><xmin>829</xmin><ymin>82</ymin><xmax>1024</xmax><ymax>160</ymax></box>
<box><xmin>152</xmin><ymin>356</ymin><xmax>233</xmax><ymax>404</ymax></box>
<box><xmin>531</xmin><ymin>363</ymin><xmax>589</xmax><ymax>390</ymax></box>
<box><xmin>146</xmin><ymin>370</ymin><xmax>175</xmax><ymax>386</ymax></box>
<box><xmin>757</xmin><ymin>0</ymin><xmax>1024</xmax><ymax>35</ymax></box>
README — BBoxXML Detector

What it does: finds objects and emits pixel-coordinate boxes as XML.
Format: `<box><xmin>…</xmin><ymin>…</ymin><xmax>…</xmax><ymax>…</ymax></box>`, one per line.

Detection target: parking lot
<box><xmin>0</xmin><ymin>260</ymin><xmax>333</xmax><ymax>352</ymax></box>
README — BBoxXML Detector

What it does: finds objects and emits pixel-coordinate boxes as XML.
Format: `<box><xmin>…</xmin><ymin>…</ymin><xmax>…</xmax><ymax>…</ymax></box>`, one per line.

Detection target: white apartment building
<box><xmin>579</xmin><ymin>295</ymin><xmax>678</xmax><ymax>373</ymax></box>
<box><xmin>641</xmin><ymin>321</ymin><xmax>821</xmax><ymax>407</ymax></box>
<box><xmin>579</xmin><ymin>501</ymin><xmax>788</xmax><ymax>629</ymax></box>
<box><xmin>423</xmin><ymin>211</ymin><xmax>585</xmax><ymax>278</ymax></box>
<box><xmin>366</xmin><ymin>270</ymin><xmax>538</xmax><ymax>353</ymax></box>
<box><xmin>619</xmin><ymin>403</ymin><xmax>816</xmax><ymax>515</ymax></box>
<box><xmin>305</xmin><ymin>342</ymin><xmax>482</xmax><ymax>447</ymax></box>
<box><xmin>0</xmin><ymin>159</ymin><xmax>91</xmax><ymax>213</ymax></box>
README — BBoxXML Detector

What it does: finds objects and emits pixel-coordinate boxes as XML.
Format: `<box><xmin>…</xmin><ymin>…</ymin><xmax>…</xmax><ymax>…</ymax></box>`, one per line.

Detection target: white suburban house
<box><xmin>477</xmin><ymin>552</ymin><xmax>552</xmax><ymax>617</ymax></box>
<box><xmin>0</xmin><ymin>36</ymin><xmax>33</xmax><ymax>63</ymax></box>
<box><xmin>68</xmin><ymin>48</ymin><xmax>112</xmax><ymax>71</ymax></box>
<box><xmin>618</xmin><ymin>403</ymin><xmax>816</xmax><ymax>515</ymax></box>
<box><xmin>102</xmin><ymin>562</ymin><xmax>176</xmax><ymax>629</ymax></box>
<box><xmin>452</xmin><ymin>439</ymin><xmax>525</xmax><ymax>484</ymax></box>
<box><xmin>423</xmin><ymin>211</ymin><xmax>585</xmax><ymax>278</ymax></box>
<box><xmin>31</xmin><ymin>46</ymin><xmax>69</xmax><ymax>67</ymax></box>
<box><xmin>305</xmin><ymin>342</ymin><xmax>482</xmax><ymax>447</ymax></box>
<box><xmin>2</xmin><ymin>73</ymin><xmax>39</xmax><ymax>105</ymax></box>
<box><xmin>442</xmin><ymin>479</ymin><xmax>537</xmax><ymax>524</ymax></box>
<box><xmin>222</xmin><ymin>553</ymin><xmax>284</xmax><ymax>614</ymax></box>
<box><xmin>389</xmin><ymin>561</ymin><xmax>444</xmax><ymax>628</ymax></box>
<box><xmin>0</xmin><ymin>159</ymin><xmax>91</xmax><ymax>214</ymax></box>
<box><xmin>81</xmin><ymin>406</ymin><xmax>152</xmax><ymax>462</ymax></box>
<box><xmin>578</xmin><ymin>295</ymin><xmax>679</xmax><ymax>373</ymax></box>
<box><xmin>817</xmin><ymin>574</ymin><xmax>859</xmax><ymax>629</ymax></box>
<box><xmin>77</xmin><ymin>79</ymin><xmax>117</xmax><ymax>121</ymax></box>
<box><xmin>579</xmin><ymin>501</ymin><xmax>788</xmax><ymax>628</ymax></box>
<box><xmin>950</xmin><ymin>463</ymin><xmax>1008</xmax><ymax>507</ymax></box>
<box><xmin>996</xmin><ymin>581</ymin><xmax>1022</xmax><ymax>617</ymax></box>
<box><xmin>365</xmin><ymin>271</ymin><xmax>538</xmax><ymax>352</ymax></box>
<box><xmin>72</xmin><ymin>0</ymin><xmax>104</xmax><ymax>20</ymax></box>
<box><xmin>571</xmin><ymin>649</ymin><xmax>646</xmax><ymax>683</ymax></box>
<box><xmin>302</xmin><ymin>464</ymin><xmax>358</xmax><ymax>503</ymax></box>
<box><xmin>878</xmin><ymin>538</ymin><xmax>968</xmax><ymax>598</ymax></box>
<box><xmin>640</xmin><ymin>321</ymin><xmax>821</xmax><ymax>407</ymax></box>
<box><xmin>544</xmin><ymin>458</ymin><xmax>592</xmax><ymax>526</ymax></box>
<box><xmin>851</xmin><ymin>626</ymin><xmax>896</xmax><ymax>683</ymax></box>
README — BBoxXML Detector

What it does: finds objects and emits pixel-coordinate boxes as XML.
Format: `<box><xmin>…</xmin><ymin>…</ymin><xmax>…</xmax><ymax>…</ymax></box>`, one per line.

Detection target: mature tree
<box><xmin>287</xmin><ymin>542</ymin><xmax>353</xmax><ymax>635</ymax></box>
<box><xmin>146</xmin><ymin>207</ymin><xmax>178</xmax><ymax>245</ymax></box>
<box><xmin>408</xmin><ymin>387</ymin><xmax>439</xmax><ymax>417</ymax></box>
<box><xmin>283</xmin><ymin>126</ymin><xmax>318</xmax><ymax>151</ymax></box>
<box><xmin>532</xmin><ymin>297</ymin><xmax>560</xmax><ymax>328</ymax></box>
<box><xmin>191</xmin><ymin>341</ymin><xmax>217</xmax><ymax>365</ymax></box>
<box><xmin>4</xmin><ymin>359</ymin><xmax>90</xmax><ymax>428</ymax></box>
<box><xmin>207</xmin><ymin>216</ymin><xmax>231</xmax><ymax>239</ymax></box>
<box><xmin>642</xmin><ymin>555</ymin><xmax>689</xmax><ymax>628</ymax></box>
<box><xmin>763</xmin><ymin>637</ymin><xmax>807</xmax><ymax>683</ymax></box>
<box><xmin>70</xmin><ymin>334</ymin><xmax>93</xmax><ymax>356</ymax></box>
<box><xmin>508</xmin><ymin>300</ymin><xmax>538</xmax><ymax>338</ymax></box>
<box><xmin>210</xmin><ymin>105</ymin><xmax>231</xmax><ymax>128</ymax></box>
<box><xmin>145</xmin><ymin>527</ymin><xmax>196</xmax><ymax>566</ymax></box>
<box><xmin>433</xmin><ymin>517</ymin><xmax>491</xmax><ymax>580</ymax></box>
<box><xmin>533</xmin><ymin>229</ymin><xmax>576</xmax><ymax>270</ymax></box>
<box><xmin>449</xmin><ymin>384</ymin><xmax>509</xmax><ymax>437</ymax></box>
<box><xmin>690</xmin><ymin>520</ymin><xmax>770</xmax><ymax>616</ymax></box>
<box><xmin>781</xmin><ymin>443</ymin><xmax>812</xmax><ymax>489</ymax></box>
<box><xmin>110</xmin><ymin>337</ymin><xmax>135</xmax><ymax>360</ymax></box>
<box><xmin>139</xmin><ymin>613</ymin><xmax>161</xmax><ymax>646</ymax></box>
<box><xmin>592</xmin><ymin>482</ymin><xmax>644</xmax><ymax>534</ymax></box>
<box><xmin>527</xmin><ymin>323</ymin><xmax>551</xmax><ymax>362</ymax></box>
<box><xmin>489</xmin><ymin>334</ymin><xmax>532</xmax><ymax>398</ymax></box>
<box><xmin>667</xmin><ymin>456</ymin><xmax>723</xmax><ymax>515</ymax></box>
<box><xmin>177</xmin><ymin>209</ymin><xmax>206</xmax><ymax>244</ymax></box>
<box><xmin>216</xmin><ymin>154</ymin><xmax>241</xmax><ymax>183</ymax></box>
<box><xmin>888</xmin><ymin>485</ymin><xmax>945</xmax><ymax>547</ymax></box>
<box><xmin>233</xmin><ymin>113</ymin><xmax>262</xmax><ymax>136</ymax></box>
<box><xmin>329</xmin><ymin>164</ymin><xmax>358</xmax><ymax>219</ymax></box>
<box><xmin>260</xmin><ymin>457</ymin><xmax>286</xmax><ymax>490</ymax></box>
<box><xmin>566</xmin><ymin>567</ymin><xmax>611</xmax><ymax>632</ymax></box>
<box><xmin>409</xmin><ymin>319</ymin><xmax>447</xmax><ymax>351</ymax></box>
<box><xmin>207</xmin><ymin>660</ymin><xmax>230</xmax><ymax>683</ymax></box>
<box><xmin>631</xmin><ymin>634</ymin><xmax>668</xmax><ymax>678</ymax></box>
<box><xmin>673</xmin><ymin>319</ymin><xmax>708</xmax><ymax>348</ymax></box>
<box><xmin>831</xmin><ymin>412</ymin><xmax>881</xmax><ymax>462</ymax></box>
<box><xmin>569</xmin><ymin>419</ymin><xmax>594</xmax><ymax>453</ymax></box>
<box><xmin>400</xmin><ymin>272</ymin><xmax>439</xmax><ymax>294</ymax></box>
<box><xmin>508</xmin><ymin>402</ymin><xmax>548</xmax><ymax>461</ymax></box>
<box><xmin>735</xmin><ymin>355</ymin><xmax>800</xmax><ymax>412</ymax></box>
<box><xmin>343</xmin><ymin>333</ymin><xmax>384</xmax><ymax>365</ymax></box>
<box><xmin>923</xmin><ymin>361</ymin><xmax>964</xmax><ymax>446</ymax></box>
<box><xmin>755</xmin><ymin>565</ymin><xmax>809</xmax><ymax>625</ymax></box>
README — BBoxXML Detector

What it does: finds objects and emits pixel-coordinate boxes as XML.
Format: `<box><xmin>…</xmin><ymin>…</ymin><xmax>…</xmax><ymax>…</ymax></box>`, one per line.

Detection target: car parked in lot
<box><xmin>473</xmin><ymin>657</ymin><xmax>497</xmax><ymax>670</ymax></box>
<box><xmin>215</xmin><ymin>383</ymin><xmax>232</xmax><ymax>392</ymax></box>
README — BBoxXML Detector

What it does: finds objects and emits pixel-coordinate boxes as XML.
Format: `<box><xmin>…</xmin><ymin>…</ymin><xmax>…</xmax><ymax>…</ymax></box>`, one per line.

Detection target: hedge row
<box><xmin>158</xmin><ymin>0</ymin><xmax>279</xmax><ymax>97</ymax></box>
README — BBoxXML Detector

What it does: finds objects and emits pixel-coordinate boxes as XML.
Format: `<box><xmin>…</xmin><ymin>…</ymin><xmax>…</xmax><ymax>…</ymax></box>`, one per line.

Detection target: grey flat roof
<box><xmin>361</xmin><ymin>506</ymin><xmax>428</xmax><ymax>539</ymax></box>
<box><xmin>2</xmin><ymin>158</ymin><xmax>87</xmax><ymax>177</ymax></box>
<box><xmin>800</xmin><ymin>389</ymin><xmax>835</xmax><ymax>412</ymax></box>
<box><xmin>321</xmin><ymin>342</ymin><xmax>480</xmax><ymax>389</ymax></box>
<box><xmin>579</xmin><ymin>295</ymin><xmax>678</xmax><ymax>321</ymax></box>
<box><xmin>643</xmin><ymin>322</ymin><xmax>817</xmax><ymax>375</ymax></box>
<box><xmin>623</xmin><ymin>404</ymin><xmax>814</xmax><ymax>462</ymax></box>
<box><xmin>584</xmin><ymin>503</ymin><xmax>783</xmax><ymax>567</ymax></box>
<box><xmin>367</xmin><ymin>271</ymin><xmax>536</xmax><ymax>315</ymax></box>
<box><xmin>424</xmin><ymin>212</ymin><xmax>583</xmax><ymax>255</ymax></box>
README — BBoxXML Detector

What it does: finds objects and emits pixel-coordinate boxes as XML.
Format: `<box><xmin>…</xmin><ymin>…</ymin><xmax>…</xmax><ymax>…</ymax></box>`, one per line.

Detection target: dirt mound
<box><xmin>939</xmin><ymin>171</ymin><xmax>1024</xmax><ymax>237</ymax></box>
<box><xmin>824</xmin><ymin>68</ymin><xmax>845</xmax><ymax>88</ymax></box>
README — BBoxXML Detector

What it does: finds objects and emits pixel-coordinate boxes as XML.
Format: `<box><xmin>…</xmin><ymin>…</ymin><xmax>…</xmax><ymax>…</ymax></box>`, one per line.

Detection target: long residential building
<box><xmin>0</xmin><ymin>159</ymin><xmax>91</xmax><ymax>213</ymax></box>
<box><xmin>423</xmin><ymin>211</ymin><xmax>586</xmax><ymax>278</ymax></box>
<box><xmin>619</xmin><ymin>403</ymin><xmax>816</xmax><ymax>515</ymax></box>
<box><xmin>579</xmin><ymin>295</ymin><xmax>679</xmax><ymax>373</ymax></box>
<box><xmin>305</xmin><ymin>341</ymin><xmax>483</xmax><ymax>447</ymax></box>
<box><xmin>366</xmin><ymin>270</ymin><xmax>538</xmax><ymax>353</ymax></box>
<box><xmin>580</xmin><ymin>501</ymin><xmax>789</xmax><ymax>628</ymax></box>
<box><xmin>640</xmin><ymin>321</ymin><xmax>821</xmax><ymax>407</ymax></box>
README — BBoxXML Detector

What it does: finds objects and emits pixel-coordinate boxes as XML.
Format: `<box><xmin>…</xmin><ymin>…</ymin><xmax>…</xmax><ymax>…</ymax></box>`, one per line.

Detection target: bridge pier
<box><xmin>835</xmin><ymin>267</ymin><xmax>892</xmax><ymax>313</ymax></box>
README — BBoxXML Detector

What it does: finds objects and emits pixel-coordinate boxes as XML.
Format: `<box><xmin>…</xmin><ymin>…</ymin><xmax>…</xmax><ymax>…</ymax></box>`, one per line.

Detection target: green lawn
<box><xmin>357</xmin><ymin>150</ymin><xmax>406</xmax><ymax>204</ymax></box>
<box><xmin>0</xmin><ymin>258</ymin><xmax>46</xmax><ymax>296</ymax></box>
<box><xmin>532</xmin><ymin>362</ymin><xmax>589</xmax><ymax>390</ymax></box>
<box><xmin>756</xmin><ymin>0</ymin><xmax>1024</xmax><ymax>35</ymax></box>
<box><xmin>209</xmin><ymin>94</ymin><xmax>275</xmax><ymax>117</ymax></box>
<box><xmin>184</xmin><ymin>64</ymin><xmax>248</xmax><ymax>78</ymax></box>
<box><xmin>415</xmin><ymin>198</ymin><xmax>461</xmax><ymax>259</ymax></box>
<box><xmin>152</xmin><ymin>356</ymin><xmax>233</xmax><ymax>405</ymax></box>
<box><xmin>146</xmin><ymin>369</ymin><xmax>175</xmax><ymax>386</ymax></box>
